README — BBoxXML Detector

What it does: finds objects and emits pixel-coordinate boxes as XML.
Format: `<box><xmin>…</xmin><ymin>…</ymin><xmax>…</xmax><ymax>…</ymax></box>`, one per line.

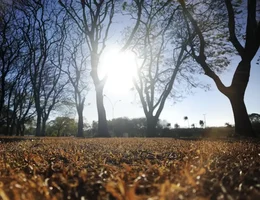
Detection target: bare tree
<box><xmin>4</xmin><ymin>65</ymin><xmax>35</xmax><ymax>136</ymax></box>
<box><xmin>0</xmin><ymin>1</ymin><xmax>23</xmax><ymax>115</ymax></box>
<box><xmin>127</xmin><ymin>1</ymin><xmax>190</xmax><ymax>137</ymax></box>
<box><xmin>58</xmin><ymin>25</ymin><xmax>90</xmax><ymax>137</ymax></box>
<box><xmin>58</xmin><ymin>0</ymin><xmax>116</xmax><ymax>137</ymax></box>
<box><xmin>19</xmin><ymin>0</ymin><xmax>68</xmax><ymax>136</ymax></box>
<box><xmin>0</xmin><ymin>1</ymin><xmax>35</xmax><ymax>136</ymax></box>
<box><xmin>13</xmin><ymin>77</ymin><xmax>35</xmax><ymax>136</ymax></box>
<box><xmin>178</xmin><ymin>0</ymin><xmax>260</xmax><ymax>137</ymax></box>
<box><xmin>59</xmin><ymin>0</ymin><xmax>144</xmax><ymax>137</ymax></box>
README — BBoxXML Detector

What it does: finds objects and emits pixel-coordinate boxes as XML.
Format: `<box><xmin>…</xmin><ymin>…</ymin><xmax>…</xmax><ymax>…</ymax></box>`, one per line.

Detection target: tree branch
<box><xmin>121</xmin><ymin>0</ymin><xmax>144</xmax><ymax>51</ymax></box>
<box><xmin>224</xmin><ymin>0</ymin><xmax>244</xmax><ymax>57</ymax></box>
<box><xmin>179</xmin><ymin>0</ymin><xmax>229</xmax><ymax>95</ymax></box>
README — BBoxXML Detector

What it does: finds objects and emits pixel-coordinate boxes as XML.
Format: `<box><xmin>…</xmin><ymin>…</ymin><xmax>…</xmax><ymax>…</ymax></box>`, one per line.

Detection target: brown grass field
<box><xmin>0</xmin><ymin>137</ymin><xmax>259</xmax><ymax>200</ymax></box>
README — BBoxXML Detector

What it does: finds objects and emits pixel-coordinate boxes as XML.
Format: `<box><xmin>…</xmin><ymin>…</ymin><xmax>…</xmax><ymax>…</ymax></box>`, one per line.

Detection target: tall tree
<box><xmin>59</xmin><ymin>0</ymin><xmax>143</xmax><ymax>137</ymax></box>
<box><xmin>13</xmin><ymin>76</ymin><xmax>35</xmax><ymax>136</ymax></box>
<box><xmin>0</xmin><ymin>1</ymin><xmax>34</xmax><ymax>136</ymax></box>
<box><xmin>47</xmin><ymin>117</ymin><xmax>77</xmax><ymax>137</ymax></box>
<box><xmin>19</xmin><ymin>0</ymin><xmax>67</xmax><ymax>136</ymax></box>
<box><xmin>5</xmin><ymin>66</ymin><xmax>34</xmax><ymax>136</ymax></box>
<box><xmin>0</xmin><ymin>1</ymin><xmax>23</xmax><ymax>116</ymax></box>
<box><xmin>58</xmin><ymin>0</ymin><xmax>115</xmax><ymax>137</ymax></box>
<box><xmin>184</xmin><ymin>116</ymin><xmax>189</xmax><ymax>128</ymax></box>
<box><xmin>58</xmin><ymin>25</ymin><xmax>90</xmax><ymax>138</ymax></box>
<box><xmin>178</xmin><ymin>0</ymin><xmax>260</xmax><ymax>137</ymax></box>
<box><xmin>126</xmin><ymin>1</ymin><xmax>190</xmax><ymax>137</ymax></box>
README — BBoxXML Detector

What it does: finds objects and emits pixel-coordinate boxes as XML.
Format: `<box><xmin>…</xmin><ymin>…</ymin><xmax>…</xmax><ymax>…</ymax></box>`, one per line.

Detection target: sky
<box><xmin>58</xmin><ymin>6</ymin><xmax>260</xmax><ymax>128</ymax></box>
<box><xmin>80</xmin><ymin>47</ymin><xmax>260</xmax><ymax>128</ymax></box>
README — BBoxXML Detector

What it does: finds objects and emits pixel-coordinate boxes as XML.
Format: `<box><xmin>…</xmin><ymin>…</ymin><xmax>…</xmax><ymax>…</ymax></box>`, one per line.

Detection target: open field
<box><xmin>0</xmin><ymin>137</ymin><xmax>259</xmax><ymax>200</ymax></box>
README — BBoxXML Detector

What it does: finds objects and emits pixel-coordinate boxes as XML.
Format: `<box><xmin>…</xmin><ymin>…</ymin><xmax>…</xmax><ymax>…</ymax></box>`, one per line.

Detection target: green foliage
<box><xmin>46</xmin><ymin>117</ymin><xmax>77</xmax><ymax>137</ymax></box>
<box><xmin>107</xmin><ymin>117</ymin><xmax>147</xmax><ymax>137</ymax></box>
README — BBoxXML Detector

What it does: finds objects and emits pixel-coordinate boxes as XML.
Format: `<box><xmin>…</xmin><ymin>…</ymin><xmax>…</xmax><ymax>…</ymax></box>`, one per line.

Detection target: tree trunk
<box><xmin>20</xmin><ymin>123</ymin><xmax>25</xmax><ymax>136</ymax></box>
<box><xmin>35</xmin><ymin>112</ymin><xmax>41</xmax><ymax>136</ymax></box>
<box><xmin>95</xmin><ymin>88</ymin><xmax>109</xmax><ymax>137</ymax></box>
<box><xmin>228</xmin><ymin>95</ymin><xmax>255</xmax><ymax>137</ymax></box>
<box><xmin>10</xmin><ymin>119</ymin><xmax>16</xmax><ymax>136</ymax></box>
<box><xmin>41</xmin><ymin>118</ymin><xmax>47</xmax><ymax>137</ymax></box>
<box><xmin>77</xmin><ymin>106</ymin><xmax>84</xmax><ymax>137</ymax></box>
<box><xmin>90</xmin><ymin>50</ymin><xmax>109</xmax><ymax>137</ymax></box>
<box><xmin>146</xmin><ymin>116</ymin><xmax>158</xmax><ymax>137</ymax></box>
<box><xmin>203</xmin><ymin>58</ymin><xmax>255</xmax><ymax>137</ymax></box>
<box><xmin>3</xmin><ymin>128</ymin><xmax>8</xmax><ymax>136</ymax></box>
<box><xmin>0</xmin><ymin>75</ymin><xmax>5</xmax><ymax>114</ymax></box>
<box><xmin>224</xmin><ymin>60</ymin><xmax>255</xmax><ymax>137</ymax></box>
<box><xmin>6</xmin><ymin>119</ymin><xmax>11</xmax><ymax>136</ymax></box>
<box><xmin>6</xmin><ymin>109</ymin><xmax>11</xmax><ymax>136</ymax></box>
<box><xmin>15</xmin><ymin>123</ymin><xmax>21</xmax><ymax>136</ymax></box>
<box><xmin>180</xmin><ymin>2</ymin><xmax>259</xmax><ymax>137</ymax></box>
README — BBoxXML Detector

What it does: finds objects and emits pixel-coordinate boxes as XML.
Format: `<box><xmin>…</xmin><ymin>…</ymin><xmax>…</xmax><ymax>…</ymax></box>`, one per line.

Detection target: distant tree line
<box><xmin>23</xmin><ymin>114</ymin><xmax>260</xmax><ymax>137</ymax></box>
<box><xmin>0</xmin><ymin>0</ymin><xmax>259</xmax><ymax>137</ymax></box>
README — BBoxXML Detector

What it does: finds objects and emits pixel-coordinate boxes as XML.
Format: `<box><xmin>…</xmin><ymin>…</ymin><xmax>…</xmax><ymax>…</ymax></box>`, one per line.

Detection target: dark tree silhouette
<box><xmin>174</xmin><ymin>123</ymin><xmax>180</xmax><ymax>129</ymax></box>
<box><xmin>178</xmin><ymin>0</ymin><xmax>260</xmax><ymax>137</ymax></box>
<box><xmin>225</xmin><ymin>122</ymin><xmax>232</xmax><ymax>128</ymax></box>
<box><xmin>199</xmin><ymin>120</ymin><xmax>204</xmax><ymax>128</ymax></box>
<box><xmin>0</xmin><ymin>1</ymin><xmax>23</xmax><ymax>117</ymax></box>
<box><xmin>0</xmin><ymin>1</ymin><xmax>35</xmax><ymax>136</ymax></box>
<box><xmin>249</xmin><ymin>113</ymin><xmax>260</xmax><ymax>124</ymax></box>
<box><xmin>19</xmin><ymin>0</ymin><xmax>68</xmax><ymax>136</ymax></box>
<box><xmin>184</xmin><ymin>116</ymin><xmax>189</xmax><ymax>128</ymax></box>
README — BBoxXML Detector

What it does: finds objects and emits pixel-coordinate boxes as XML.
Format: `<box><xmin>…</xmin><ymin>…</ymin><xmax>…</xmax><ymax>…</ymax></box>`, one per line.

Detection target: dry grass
<box><xmin>0</xmin><ymin>137</ymin><xmax>259</xmax><ymax>200</ymax></box>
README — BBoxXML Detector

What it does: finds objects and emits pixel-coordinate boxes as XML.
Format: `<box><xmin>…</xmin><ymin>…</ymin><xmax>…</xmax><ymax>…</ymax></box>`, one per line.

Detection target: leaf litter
<box><xmin>0</xmin><ymin>137</ymin><xmax>259</xmax><ymax>200</ymax></box>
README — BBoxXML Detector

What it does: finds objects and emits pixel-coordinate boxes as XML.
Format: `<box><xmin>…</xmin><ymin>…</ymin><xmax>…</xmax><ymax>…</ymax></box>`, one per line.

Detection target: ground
<box><xmin>0</xmin><ymin>137</ymin><xmax>259</xmax><ymax>200</ymax></box>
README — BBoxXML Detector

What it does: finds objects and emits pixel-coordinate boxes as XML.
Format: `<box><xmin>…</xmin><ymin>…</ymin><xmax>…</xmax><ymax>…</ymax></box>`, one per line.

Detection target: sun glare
<box><xmin>100</xmin><ymin>47</ymin><xmax>137</xmax><ymax>94</ymax></box>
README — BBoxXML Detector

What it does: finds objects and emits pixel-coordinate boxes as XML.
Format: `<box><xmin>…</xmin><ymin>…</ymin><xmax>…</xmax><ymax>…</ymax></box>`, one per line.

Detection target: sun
<box><xmin>100</xmin><ymin>47</ymin><xmax>137</xmax><ymax>94</ymax></box>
